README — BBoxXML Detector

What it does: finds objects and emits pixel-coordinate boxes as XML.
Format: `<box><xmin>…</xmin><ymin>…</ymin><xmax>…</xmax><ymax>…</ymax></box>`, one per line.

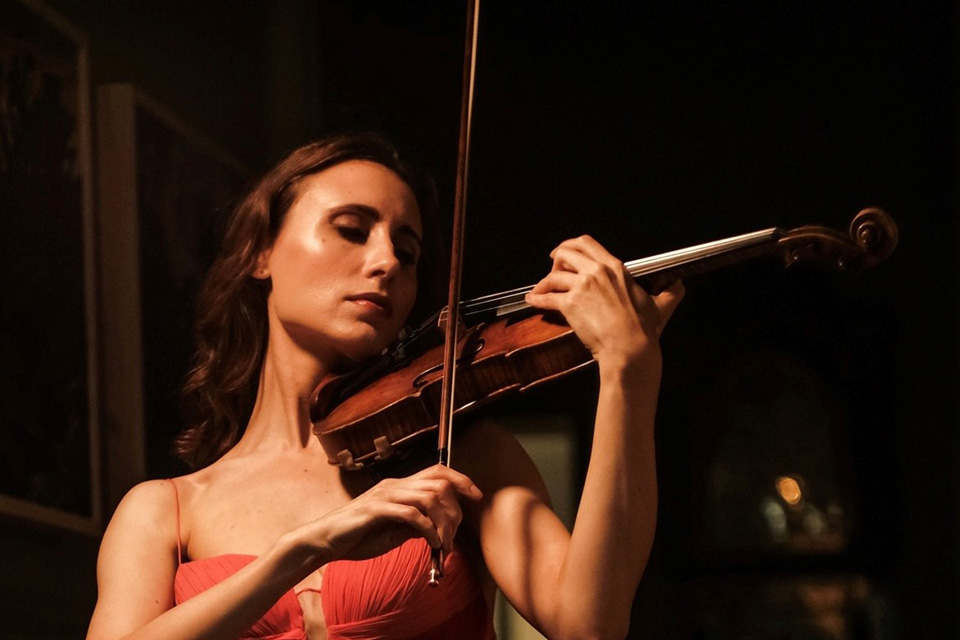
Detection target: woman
<box><xmin>86</xmin><ymin>134</ymin><xmax>683</xmax><ymax>640</ymax></box>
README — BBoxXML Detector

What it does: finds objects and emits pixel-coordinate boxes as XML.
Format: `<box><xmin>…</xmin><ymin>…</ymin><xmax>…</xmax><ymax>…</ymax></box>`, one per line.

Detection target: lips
<box><xmin>346</xmin><ymin>292</ymin><xmax>393</xmax><ymax>315</ymax></box>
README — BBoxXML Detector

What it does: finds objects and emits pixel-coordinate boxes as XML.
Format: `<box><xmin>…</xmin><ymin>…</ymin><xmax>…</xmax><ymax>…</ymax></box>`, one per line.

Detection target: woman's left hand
<box><xmin>524</xmin><ymin>235</ymin><xmax>684</xmax><ymax>377</ymax></box>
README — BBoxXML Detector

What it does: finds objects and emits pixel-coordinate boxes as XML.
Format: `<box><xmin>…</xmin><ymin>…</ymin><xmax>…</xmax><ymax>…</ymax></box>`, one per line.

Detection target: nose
<box><xmin>363</xmin><ymin>231</ymin><xmax>402</xmax><ymax>280</ymax></box>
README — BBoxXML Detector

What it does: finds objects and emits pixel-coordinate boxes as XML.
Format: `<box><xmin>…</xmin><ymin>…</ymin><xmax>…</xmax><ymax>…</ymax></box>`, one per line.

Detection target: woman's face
<box><xmin>262</xmin><ymin>160</ymin><xmax>422</xmax><ymax>365</ymax></box>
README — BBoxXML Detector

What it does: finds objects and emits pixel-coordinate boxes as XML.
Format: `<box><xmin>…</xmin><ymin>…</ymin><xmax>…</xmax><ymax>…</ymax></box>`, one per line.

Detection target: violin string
<box><xmin>456</xmin><ymin>228</ymin><xmax>782</xmax><ymax>318</ymax></box>
<box><xmin>397</xmin><ymin>227</ymin><xmax>787</xmax><ymax>349</ymax></box>
<box><xmin>398</xmin><ymin>227</ymin><xmax>786</xmax><ymax>354</ymax></box>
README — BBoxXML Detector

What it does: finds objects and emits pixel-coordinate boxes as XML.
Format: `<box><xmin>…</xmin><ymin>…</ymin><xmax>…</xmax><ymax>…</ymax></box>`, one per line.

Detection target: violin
<box><xmin>310</xmin><ymin>207</ymin><xmax>898</xmax><ymax>471</ymax></box>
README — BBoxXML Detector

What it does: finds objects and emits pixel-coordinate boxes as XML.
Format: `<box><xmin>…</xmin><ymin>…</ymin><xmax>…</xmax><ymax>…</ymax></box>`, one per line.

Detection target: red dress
<box><xmin>172</xmin><ymin>481</ymin><xmax>495</xmax><ymax>640</ymax></box>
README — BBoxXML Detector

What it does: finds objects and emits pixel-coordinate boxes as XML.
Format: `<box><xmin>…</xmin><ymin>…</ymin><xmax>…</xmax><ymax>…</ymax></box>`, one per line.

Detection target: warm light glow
<box><xmin>776</xmin><ymin>475</ymin><xmax>803</xmax><ymax>505</ymax></box>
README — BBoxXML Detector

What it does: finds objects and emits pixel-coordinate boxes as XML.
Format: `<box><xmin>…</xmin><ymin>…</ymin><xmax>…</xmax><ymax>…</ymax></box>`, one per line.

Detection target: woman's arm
<box><xmin>460</xmin><ymin>235</ymin><xmax>683</xmax><ymax>640</ymax></box>
<box><xmin>87</xmin><ymin>467</ymin><xmax>481</xmax><ymax>640</ymax></box>
<box><xmin>86</xmin><ymin>479</ymin><xmax>318</xmax><ymax>640</ymax></box>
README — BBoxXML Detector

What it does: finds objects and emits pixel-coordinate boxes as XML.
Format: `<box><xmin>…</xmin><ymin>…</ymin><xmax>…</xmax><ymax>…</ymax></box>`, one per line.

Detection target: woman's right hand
<box><xmin>291</xmin><ymin>464</ymin><xmax>483</xmax><ymax>566</ymax></box>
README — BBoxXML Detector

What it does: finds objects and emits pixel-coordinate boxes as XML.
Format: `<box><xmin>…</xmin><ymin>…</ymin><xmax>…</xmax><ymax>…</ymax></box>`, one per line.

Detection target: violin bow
<box><xmin>430</xmin><ymin>0</ymin><xmax>482</xmax><ymax>587</ymax></box>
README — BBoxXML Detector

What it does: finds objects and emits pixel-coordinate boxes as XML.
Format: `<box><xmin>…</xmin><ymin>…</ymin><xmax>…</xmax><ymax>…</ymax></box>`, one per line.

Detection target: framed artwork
<box><xmin>0</xmin><ymin>0</ymin><xmax>99</xmax><ymax>534</ymax></box>
<box><xmin>97</xmin><ymin>84</ymin><xmax>250</xmax><ymax>510</ymax></box>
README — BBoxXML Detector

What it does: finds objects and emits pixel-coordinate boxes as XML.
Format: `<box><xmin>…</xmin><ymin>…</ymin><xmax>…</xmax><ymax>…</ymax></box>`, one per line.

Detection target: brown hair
<box><xmin>176</xmin><ymin>133</ymin><xmax>443</xmax><ymax>469</ymax></box>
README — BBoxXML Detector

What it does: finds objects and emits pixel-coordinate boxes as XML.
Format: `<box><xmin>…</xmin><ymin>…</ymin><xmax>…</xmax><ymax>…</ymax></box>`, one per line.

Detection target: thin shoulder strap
<box><xmin>169</xmin><ymin>479</ymin><xmax>183</xmax><ymax>566</ymax></box>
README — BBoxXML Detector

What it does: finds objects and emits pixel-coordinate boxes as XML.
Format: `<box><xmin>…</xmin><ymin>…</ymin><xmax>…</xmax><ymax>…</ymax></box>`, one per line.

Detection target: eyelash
<box><xmin>396</xmin><ymin>249</ymin><xmax>417</xmax><ymax>266</ymax></box>
<box><xmin>335</xmin><ymin>226</ymin><xmax>418</xmax><ymax>266</ymax></box>
<box><xmin>336</xmin><ymin>226</ymin><xmax>367</xmax><ymax>243</ymax></box>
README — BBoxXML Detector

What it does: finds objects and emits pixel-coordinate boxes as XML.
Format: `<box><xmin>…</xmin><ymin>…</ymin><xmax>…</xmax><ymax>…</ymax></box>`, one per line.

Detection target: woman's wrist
<box><xmin>269</xmin><ymin>528</ymin><xmax>331</xmax><ymax>584</ymax></box>
<box><xmin>597</xmin><ymin>347</ymin><xmax>662</xmax><ymax>389</ymax></box>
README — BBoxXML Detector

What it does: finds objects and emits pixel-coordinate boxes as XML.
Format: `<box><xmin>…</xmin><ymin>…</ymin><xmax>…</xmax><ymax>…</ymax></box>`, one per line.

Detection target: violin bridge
<box><xmin>436</xmin><ymin>307</ymin><xmax>466</xmax><ymax>334</ymax></box>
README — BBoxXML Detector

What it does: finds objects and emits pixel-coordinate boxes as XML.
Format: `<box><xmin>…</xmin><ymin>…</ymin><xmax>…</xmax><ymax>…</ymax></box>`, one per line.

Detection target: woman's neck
<box><xmin>236</xmin><ymin>326</ymin><xmax>340</xmax><ymax>454</ymax></box>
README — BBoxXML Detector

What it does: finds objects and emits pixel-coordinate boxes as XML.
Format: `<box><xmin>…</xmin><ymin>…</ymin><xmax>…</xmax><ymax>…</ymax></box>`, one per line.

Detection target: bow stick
<box><xmin>429</xmin><ymin>0</ymin><xmax>482</xmax><ymax>587</ymax></box>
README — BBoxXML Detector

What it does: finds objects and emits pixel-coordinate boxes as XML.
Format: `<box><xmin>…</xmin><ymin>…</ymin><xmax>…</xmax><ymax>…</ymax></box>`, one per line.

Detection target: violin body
<box><xmin>312</xmin><ymin>311</ymin><xmax>591</xmax><ymax>469</ymax></box>
<box><xmin>311</xmin><ymin>208</ymin><xmax>898</xmax><ymax>470</ymax></box>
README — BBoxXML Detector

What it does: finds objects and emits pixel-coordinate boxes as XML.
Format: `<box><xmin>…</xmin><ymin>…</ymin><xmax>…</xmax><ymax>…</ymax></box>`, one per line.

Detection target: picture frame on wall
<box><xmin>0</xmin><ymin>0</ymin><xmax>100</xmax><ymax>534</ymax></box>
<box><xmin>97</xmin><ymin>84</ymin><xmax>250</xmax><ymax>511</ymax></box>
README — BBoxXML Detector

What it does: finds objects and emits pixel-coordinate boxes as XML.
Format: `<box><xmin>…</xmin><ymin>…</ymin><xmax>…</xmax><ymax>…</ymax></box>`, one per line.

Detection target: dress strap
<box><xmin>169</xmin><ymin>479</ymin><xmax>183</xmax><ymax>566</ymax></box>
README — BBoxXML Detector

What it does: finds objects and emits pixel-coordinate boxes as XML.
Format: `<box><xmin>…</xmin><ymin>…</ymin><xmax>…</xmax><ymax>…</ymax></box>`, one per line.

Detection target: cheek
<box><xmin>271</xmin><ymin>240</ymin><xmax>346</xmax><ymax>305</ymax></box>
<box><xmin>278</xmin><ymin>232</ymin><xmax>338</xmax><ymax>274</ymax></box>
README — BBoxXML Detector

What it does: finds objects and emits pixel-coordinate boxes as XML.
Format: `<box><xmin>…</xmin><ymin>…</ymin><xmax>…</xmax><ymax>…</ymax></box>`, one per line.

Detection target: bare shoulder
<box><xmin>88</xmin><ymin>480</ymin><xmax>182</xmax><ymax>639</ymax></box>
<box><xmin>103</xmin><ymin>480</ymin><xmax>179</xmax><ymax>560</ymax></box>
<box><xmin>107</xmin><ymin>479</ymin><xmax>180</xmax><ymax>540</ymax></box>
<box><xmin>452</xmin><ymin>417</ymin><xmax>572</xmax><ymax>615</ymax></box>
<box><xmin>454</xmin><ymin>418</ymin><xmax>551</xmax><ymax>505</ymax></box>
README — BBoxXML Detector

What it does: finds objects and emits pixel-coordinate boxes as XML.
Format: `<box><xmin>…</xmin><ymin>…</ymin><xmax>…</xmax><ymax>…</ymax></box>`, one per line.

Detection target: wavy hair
<box><xmin>176</xmin><ymin>134</ymin><xmax>443</xmax><ymax>469</ymax></box>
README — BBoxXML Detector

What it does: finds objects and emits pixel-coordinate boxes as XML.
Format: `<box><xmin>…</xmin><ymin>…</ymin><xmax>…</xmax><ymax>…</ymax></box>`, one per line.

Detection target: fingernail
<box><xmin>471</xmin><ymin>485</ymin><xmax>483</xmax><ymax>499</ymax></box>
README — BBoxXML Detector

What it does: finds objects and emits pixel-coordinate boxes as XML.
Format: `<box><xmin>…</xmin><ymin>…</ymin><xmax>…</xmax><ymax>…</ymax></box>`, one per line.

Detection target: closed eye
<box><xmin>396</xmin><ymin>248</ymin><xmax>418</xmax><ymax>266</ymax></box>
<box><xmin>337</xmin><ymin>225</ymin><xmax>417</xmax><ymax>266</ymax></box>
<box><xmin>336</xmin><ymin>226</ymin><xmax>367</xmax><ymax>243</ymax></box>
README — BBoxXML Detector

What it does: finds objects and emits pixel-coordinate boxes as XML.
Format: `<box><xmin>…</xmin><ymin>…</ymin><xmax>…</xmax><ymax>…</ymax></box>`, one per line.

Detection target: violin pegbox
<box><xmin>777</xmin><ymin>208</ymin><xmax>898</xmax><ymax>273</ymax></box>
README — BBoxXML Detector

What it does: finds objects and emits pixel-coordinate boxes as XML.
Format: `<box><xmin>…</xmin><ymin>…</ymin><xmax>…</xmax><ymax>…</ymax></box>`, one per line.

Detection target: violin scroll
<box><xmin>778</xmin><ymin>208</ymin><xmax>898</xmax><ymax>273</ymax></box>
<box><xmin>849</xmin><ymin>207</ymin><xmax>899</xmax><ymax>266</ymax></box>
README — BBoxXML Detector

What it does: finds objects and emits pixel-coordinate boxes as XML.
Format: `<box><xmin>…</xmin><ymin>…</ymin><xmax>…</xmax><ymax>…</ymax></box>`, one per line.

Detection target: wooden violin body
<box><xmin>313</xmin><ymin>311</ymin><xmax>590</xmax><ymax>469</ymax></box>
<box><xmin>311</xmin><ymin>208</ymin><xmax>898</xmax><ymax>470</ymax></box>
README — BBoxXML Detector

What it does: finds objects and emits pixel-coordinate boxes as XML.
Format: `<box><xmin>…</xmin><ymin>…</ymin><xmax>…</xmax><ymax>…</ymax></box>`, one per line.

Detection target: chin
<box><xmin>333</xmin><ymin>327</ymin><xmax>397</xmax><ymax>367</ymax></box>
<box><xmin>279</xmin><ymin>317</ymin><xmax>394</xmax><ymax>370</ymax></box>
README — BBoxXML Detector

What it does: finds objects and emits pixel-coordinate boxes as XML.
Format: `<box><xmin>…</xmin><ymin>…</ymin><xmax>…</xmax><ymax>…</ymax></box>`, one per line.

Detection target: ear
<box><xmin>253</xmin><ymin>248</ymin><xmax>272</xmax><ymax>279</ymax></box>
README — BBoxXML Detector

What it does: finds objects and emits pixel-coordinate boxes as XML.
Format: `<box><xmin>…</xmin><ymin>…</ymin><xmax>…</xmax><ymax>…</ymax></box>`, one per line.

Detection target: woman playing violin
<box><xmin>86</xmin><ymin>133</ymin><xmax>684</xmax><ymax>640</ymax></box>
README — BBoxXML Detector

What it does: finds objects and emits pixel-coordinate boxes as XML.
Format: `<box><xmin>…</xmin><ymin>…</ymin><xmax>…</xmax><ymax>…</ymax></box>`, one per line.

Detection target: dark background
<box><xmin>0</xmin><ymin>0</ymin><xmax>956</xmax><ymax>637</ymax></box>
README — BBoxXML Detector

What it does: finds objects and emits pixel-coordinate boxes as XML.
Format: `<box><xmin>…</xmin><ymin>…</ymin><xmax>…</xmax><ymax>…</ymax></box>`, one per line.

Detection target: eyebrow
<box><xmin>331</xmin><ymin>204</ymin><xmax>423</xmax><ymax>246</ymax></box>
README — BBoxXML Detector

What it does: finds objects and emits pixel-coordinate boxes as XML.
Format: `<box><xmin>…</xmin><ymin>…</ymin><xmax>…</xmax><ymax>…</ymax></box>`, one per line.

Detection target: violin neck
<box><xmin>451</xmin><ymin>227</ymin><xmax>784</xmax><ymax>324</ymax></box>
<box><xmin>626</xmin><ymin>227</ymin><xmax>783</xmax><ymax>293</ymax></box>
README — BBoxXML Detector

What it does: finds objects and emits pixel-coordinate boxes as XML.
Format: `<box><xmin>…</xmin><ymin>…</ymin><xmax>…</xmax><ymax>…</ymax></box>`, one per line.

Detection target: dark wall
<box><xmin>43</xmin><ymin>0</ymin><xmax>269</xmax><ymax>166</ymax></box>
<box><xmin>0</xmin><ymin>1</ymin><xmax>281</xmax><ymax>637</ymax></box>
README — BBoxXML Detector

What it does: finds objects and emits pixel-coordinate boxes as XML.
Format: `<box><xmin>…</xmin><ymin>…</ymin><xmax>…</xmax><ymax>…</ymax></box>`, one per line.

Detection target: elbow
<box><xmin>589</xmin><ymin>624</ymin><xmax>630</xmax><ymax>640</ymax></box>
<box><xmin>564</xmin><ymin>633</ymin><xmax>625</xmax><ymax>640</ymax></box>
<box><xmin>556</xmin><ymin>618</ymin><xmax>630</xmax><ymax>640</ymax></box>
